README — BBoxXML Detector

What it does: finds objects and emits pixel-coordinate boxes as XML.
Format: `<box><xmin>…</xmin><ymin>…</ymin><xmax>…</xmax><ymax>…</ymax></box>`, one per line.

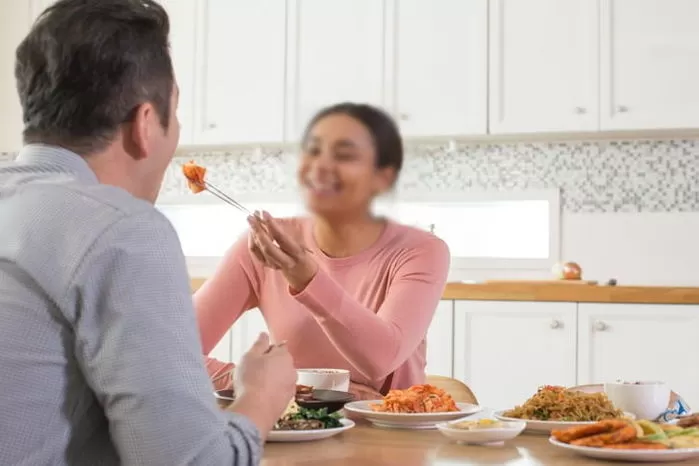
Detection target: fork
<box><xmin>199</xmin><ymin>180</ymin><xmax>253</xmax><ymax>216</ymax></box>
<box><xmin>196</xmin><ymin>181</ymin><xmax>313</xmax><ymax>254</ymax></box>
<box><xmin>210</xmin><ymin>341</ymin><xmax>288</xmax><ymax>386</ymax></box>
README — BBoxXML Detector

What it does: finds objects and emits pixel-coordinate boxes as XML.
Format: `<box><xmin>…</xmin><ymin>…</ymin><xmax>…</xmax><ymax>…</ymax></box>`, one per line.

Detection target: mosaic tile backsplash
<box><xmin>3</xmin><ymin>139</ymin><xmax>698</xmax><ymax>213</ymax></box>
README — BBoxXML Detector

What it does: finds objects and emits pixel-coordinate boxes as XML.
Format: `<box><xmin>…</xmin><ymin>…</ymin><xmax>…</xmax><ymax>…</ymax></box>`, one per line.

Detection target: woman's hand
<box><xmin>247</xmin><ymin>211</ymin><xmax>318</xmax><ymax>292</ymax></box>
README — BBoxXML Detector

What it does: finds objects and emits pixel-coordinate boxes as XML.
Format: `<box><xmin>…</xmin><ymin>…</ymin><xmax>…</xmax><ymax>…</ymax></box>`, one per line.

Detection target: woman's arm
<box><xmin>292</xmin><ymin>237</ymin><xmax>450</xmax><ymax>382</ymax></box>
<box><xmin>195</xmin><ymin>232</ymin><xmax>262</xmax><ymax>355</ymax></box>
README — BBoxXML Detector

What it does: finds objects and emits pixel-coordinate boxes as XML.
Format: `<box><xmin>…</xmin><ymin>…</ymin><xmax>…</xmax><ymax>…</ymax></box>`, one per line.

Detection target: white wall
<box><xmin>448</xmin><ymin>212</ymin><xmax>699</xmax><ymax>286</ymax></box>
<box><xmin>0</xmin><ymin>2</ymin><xmax>28</xmax><ymax>152</ymax></box>
<box><xmin>563</xmin><ymin>212</ymin><xmax>699</xmax><ymax>286</ymax></box>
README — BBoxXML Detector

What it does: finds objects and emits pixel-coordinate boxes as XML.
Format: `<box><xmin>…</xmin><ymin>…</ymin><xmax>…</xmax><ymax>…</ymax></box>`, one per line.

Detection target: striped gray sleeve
<box><xmin>64</xmin><ymin>210</ymin><xmax>262</xmax><ymax>465</ymax></box>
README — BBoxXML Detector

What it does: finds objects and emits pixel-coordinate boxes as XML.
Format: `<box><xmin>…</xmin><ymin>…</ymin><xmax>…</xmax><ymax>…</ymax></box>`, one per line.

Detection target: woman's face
<box><xmin>298</xmin><ymin>113</ymin><xmax>394</xmax><ymax>218</ymax></box>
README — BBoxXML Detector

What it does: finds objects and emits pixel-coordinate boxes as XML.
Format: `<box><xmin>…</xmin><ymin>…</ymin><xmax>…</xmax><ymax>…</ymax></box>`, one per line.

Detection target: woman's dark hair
<box><xmin>303</xmin><ymin>103</ymin><xmax>404</xmax><ymax>176</ymax></box>
<box><xmin>14</xmin><ymin>0</ymin><xmax>174</xmax><ymax>155</ymax></box>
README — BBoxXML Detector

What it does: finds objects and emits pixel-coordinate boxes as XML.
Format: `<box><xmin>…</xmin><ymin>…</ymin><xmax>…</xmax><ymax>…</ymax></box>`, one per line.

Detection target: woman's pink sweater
<box><xmin>196</xmin><ymin>217</ymin><xmax>450</xmax><ymax>391</ymax></box>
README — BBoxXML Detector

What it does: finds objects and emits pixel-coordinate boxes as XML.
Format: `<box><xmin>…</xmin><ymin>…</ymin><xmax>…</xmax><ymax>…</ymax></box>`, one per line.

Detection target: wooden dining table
<box><xmin>262</xmin><ymin>421</ymin><xmax>617</xmax><ymax>466</ymax></box>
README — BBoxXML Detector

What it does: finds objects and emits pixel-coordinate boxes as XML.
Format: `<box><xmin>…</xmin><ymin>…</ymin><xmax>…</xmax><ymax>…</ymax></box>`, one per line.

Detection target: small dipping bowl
<box><xmin>295</xmin><ymin>389</ymin><xmax>355</xmax><ymax>414</ymax></box>
<box><xmin>214</xmin><ymin>389</ymin><xmax>236</xmax><ymax>410</ymax></box>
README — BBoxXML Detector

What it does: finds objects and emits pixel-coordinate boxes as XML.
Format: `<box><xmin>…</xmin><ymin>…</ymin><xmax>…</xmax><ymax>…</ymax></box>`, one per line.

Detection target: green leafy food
<box><xmin>287</xmin><ymin>407</ymin><xmax>342</xmax><ymax>428</ymax></box>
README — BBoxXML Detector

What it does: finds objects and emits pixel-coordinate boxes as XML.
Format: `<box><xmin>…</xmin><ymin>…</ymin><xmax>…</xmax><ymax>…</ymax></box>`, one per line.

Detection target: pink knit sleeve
<box><xmin>292</xmin><ymin>237</ymin><xmax>450</xmax><ymax>382</ymax></box>
<box><xmin>194</xmin><ymin>232</ymin><xmax>262</xmax><ymax>355</ymax></box>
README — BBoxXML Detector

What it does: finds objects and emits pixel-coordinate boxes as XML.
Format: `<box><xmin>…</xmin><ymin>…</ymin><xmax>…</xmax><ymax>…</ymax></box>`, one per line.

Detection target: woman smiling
<box><xmin>196</xmin><ymin>103</ymin><xmax>450</xmax><ymax>398</ymax></box>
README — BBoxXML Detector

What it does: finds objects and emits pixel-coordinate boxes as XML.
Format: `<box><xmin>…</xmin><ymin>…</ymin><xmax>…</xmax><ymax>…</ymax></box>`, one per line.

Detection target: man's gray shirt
<box><xmin>0</xmin><ymin>145</ymin><xmax>261</xmax><ymax>465</ymax></box>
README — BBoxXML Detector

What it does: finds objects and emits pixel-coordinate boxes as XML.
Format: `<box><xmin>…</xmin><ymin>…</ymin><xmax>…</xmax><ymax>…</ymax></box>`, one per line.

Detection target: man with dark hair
<box><xmin>0</xmin><ymin>1</ymin><xmax>296</xmax><ymax>464</ymax></box>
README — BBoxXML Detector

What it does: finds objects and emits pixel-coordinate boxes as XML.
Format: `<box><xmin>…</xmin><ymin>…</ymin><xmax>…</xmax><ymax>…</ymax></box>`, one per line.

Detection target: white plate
<box><xmin>267</xmin><ymin>418</ymin><xmax>355</xmax><ymax>443</ymax></box>
<box><xmin>436</xmin><ymin>419</ymin><xmax>526</xmax><ymax>445</ymax></box>
<box><xmin>549</xmin><ymin>437</ymin><xmax>699</xmax><ymax>462</ymax></box>
<box><xmin>344</xmin><ymin>400</ymin><xmax>482</xmax><ymax>430</ymax></box>
<box><xmin>493</xmin><ymin>410</ymin><xmax>636</xmax><ymax>434</ymax></box>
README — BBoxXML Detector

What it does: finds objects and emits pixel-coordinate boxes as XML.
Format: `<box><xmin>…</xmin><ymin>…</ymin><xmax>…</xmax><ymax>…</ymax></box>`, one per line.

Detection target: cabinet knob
<box><xmin>207</xmin><ymin>123</ymin><xmax>217</xmax><ymax>129</ymax></box>
<box><xmin>594</xmin><ymin>320</ymin><xmax>608</xmax><ymax>331</ymax></box>
<box><xmin>399</xmin><ymin>113</ymin><xmax>409</xmax><ymax>121</ymax></box>
<box><xmin>428</xmin><ymin>223</ymin><xmax>436</xmax><ymax>234</ymax></box>
<box><xmin>616</xmin><ymin>106</ymin><xmax>629</xmax><ymax>113</ymax></box>
<box><xmin>574</xmin><ymin>107</ymin><xmax>586</xmax><ymax>115</ymax></box>
<box><xmin>550</xmin><ymin>319</ymin><xmax>562</xmax><ymax>329</ymax></box>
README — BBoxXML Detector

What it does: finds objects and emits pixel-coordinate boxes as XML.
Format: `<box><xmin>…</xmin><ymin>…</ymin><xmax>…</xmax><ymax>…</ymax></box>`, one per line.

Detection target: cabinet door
<box><xmin>391</xmin><ymin>0</ymin><xmax>487</xmax><ymax>137</ymax></box>
<box><xmin>600</xmin><ymin>0</ymin><xmax>699</xmax><ymax>130</ymax></box>
<box><xmin>425</xmin><ymin>300</ymin><xmax>455</xmax><ymax>378</ymax></box>
<box><xmin>196</xmin><ymin>0</ymin><xmax>286</xmax><ymax>144</ymax></box>
<box><xmin>159</xmin><ymin>0</ymin><xmax>197</xmax><ymax>145</ymax></box>
<box><xmin>453</xmin><ymin>300</ymin><xmax>577</xmax><ymax>409</ymax></box>
<box><xmin>489</xmin><ymin>0</ymin><xmax>599</xmax><ymax>133</ymax></box>
<box><xmin>578</xmin><ymin>303</ymin><xmax>699</xmax><ymax>410</ymax></box>
<box><xmin>286</xmin><ymin>0</ymin><xmax>386</xmax><ymax>138</ymax></box>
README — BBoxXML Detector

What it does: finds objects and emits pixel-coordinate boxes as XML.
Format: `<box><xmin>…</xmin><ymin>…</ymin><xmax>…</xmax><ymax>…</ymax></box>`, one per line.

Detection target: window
<box><xmin>158</xmin><ymin>189</ymin><xmax>559</xmax><ymax>275</ymax></box>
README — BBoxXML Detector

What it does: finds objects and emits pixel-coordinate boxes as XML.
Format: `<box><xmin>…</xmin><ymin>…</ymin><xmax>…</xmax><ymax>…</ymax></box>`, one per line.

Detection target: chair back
<box><xmin>426</xmin><ymin>375</ymin><xmax>478</xmax><ymax>404</ymax></box>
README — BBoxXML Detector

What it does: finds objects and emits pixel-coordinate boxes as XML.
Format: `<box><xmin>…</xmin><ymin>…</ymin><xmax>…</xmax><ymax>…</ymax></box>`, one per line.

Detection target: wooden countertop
<box><xmin>262</xmin><ymin>421</ymin><xmax>614</xmax><ymax>465</ymax></box>
<box><xmin>191</xmin><ymin>277</ymin><xmax>699</xmax><ymax>305</ymax></box>
<box><xmin>442</xmin><ymin>282</ymin><xmax>699</xmax><ymax>304</ymax></box>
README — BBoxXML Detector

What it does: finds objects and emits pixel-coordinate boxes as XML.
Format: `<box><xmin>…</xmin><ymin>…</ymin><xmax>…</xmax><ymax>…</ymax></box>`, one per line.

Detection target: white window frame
<box><xmin>157</xmin><ymin>188</ymin><xmax>561</xmax><ymax>276</ymax></box>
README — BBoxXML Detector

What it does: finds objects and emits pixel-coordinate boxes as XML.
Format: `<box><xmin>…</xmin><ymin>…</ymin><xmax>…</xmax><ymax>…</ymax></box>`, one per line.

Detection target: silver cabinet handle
<box><xmin>594</xmin><ymin>320</ymin><xmax>608</xmax><ymax>331</ymax></box>
<box><xmin>550</xmin><ymin>319</ymin><xmax>562</xmax><ymax>329</ymax></box>
<box><xmin>399</xmin><ymin>113</ymin><xmax>409</xmax><ymax>121</ymax></box>
<box><xmin>574</xmin><ymin>107</ymin><xmax>586</xmax><ymax>114</ymax></box>
<box><xmin>616</xmin><ymin>106</ymin><xmax>629</xmax><ymax>113</ymax></box>
<box><xmin>207</xmin><ymin>123</ymin><xmax>217</xmax><ymax>129</ymax></box>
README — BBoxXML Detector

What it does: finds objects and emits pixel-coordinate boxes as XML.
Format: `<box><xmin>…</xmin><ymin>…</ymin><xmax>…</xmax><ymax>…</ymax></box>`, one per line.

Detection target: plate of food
<box><xmin>436</xmin><ymin>417</ymin><xmax>526</xmax><ymax>445</ymax></box>
<box><xmin>494</xmin><ymin>385</ymin><xmax>634</xmax><ymax>434</ymax></box>
<box><xmin>548</xmin><ymin>416</ymin><xmax>699</xmax><ymax>462</ymax></box>
<box><xmin>343</xmin><ymin>384</ymin><xmax>481</xmax><ymax>429</ymax></box>
<box><xmin>268</xmin><ymin>406</ymin><xmax>355</xmax><ymax>442</ymax></box>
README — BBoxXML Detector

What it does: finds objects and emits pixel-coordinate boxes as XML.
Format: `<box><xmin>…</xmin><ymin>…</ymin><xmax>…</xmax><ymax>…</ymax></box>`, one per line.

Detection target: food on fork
<box><xmin>503</xmin><ymin>385</ymin><xmax>624</xmax><ymax>422</ymax></box>
<box><xmin>370</xmin><ymin>384</ymin><xmax>459</xmax><ymax>414</ymax></box>
<box><xmin>182</xmin><ymin>160</ymin><xmax>207</xmax><ymax>194</ymax></box>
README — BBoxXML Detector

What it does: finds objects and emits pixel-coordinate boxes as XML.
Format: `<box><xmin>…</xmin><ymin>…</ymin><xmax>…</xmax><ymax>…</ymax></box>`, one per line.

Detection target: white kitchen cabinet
<box><xmin>195</xmin><ymin>0</ymin><xmax>286</xmax><ymax>145</ymax></box>
<box><xmin>488</xmin><ymin>0</ymin><xmax>599</xmax><ymax>133</ymax></box>
<box><xmin>425</xmin><ymin>300</ymin><xmax>455</xmax><ymax>378</ymax></box>
<box><xmin>600</xmin><ymin>0</ymin><xmax>699</xmax><ymax>130</ymax></box>
<box><xmin>577</xmin><ymin>303</ymin><xmax>699</xmax><ymax>410</ymax></box>
<box><xmin>453</xmin><ymin>300</ymin><xmax>577</xmax><ymax>410</ymax></box>
<box><xmin>159</xmin><ymin>0</ymin><xmax>197</xmax><ymax>145</ymax></box>
<box><xmin>285</xmin><ymin>0</ymin><xmax>386</xmax><ymax>139</ymax></box>
<box><xmin>389</xmin><ymin>0</ymin><xmax>487</xmax><ymax>137</ymax></box>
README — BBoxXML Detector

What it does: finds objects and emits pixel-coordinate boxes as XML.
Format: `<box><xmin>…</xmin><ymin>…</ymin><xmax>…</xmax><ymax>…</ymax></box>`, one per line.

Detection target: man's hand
<box><xmin>228</xmin><ymin>333</ymin><xmax>296</xmax><ymax>439</ymax></box>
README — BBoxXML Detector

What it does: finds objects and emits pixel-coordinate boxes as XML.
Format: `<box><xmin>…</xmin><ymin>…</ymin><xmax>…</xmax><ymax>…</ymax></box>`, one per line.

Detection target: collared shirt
<box><xmin>0</xmin><ymin>145</ymin><xmax>261</xmax><ymax>466</ymax></box>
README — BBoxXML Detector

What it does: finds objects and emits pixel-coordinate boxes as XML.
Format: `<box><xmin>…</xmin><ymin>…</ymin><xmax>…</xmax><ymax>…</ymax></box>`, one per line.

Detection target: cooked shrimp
<box><xmin>182</xmin><ymin>161</ymin><xmax>207</xmax><ymax>194</ymax></box>
<box><xmin>552</xmin><ymin>422</ymin><xmax>614</xmax><ymax>443</ymax></box>
<box><xmin>571</xmin><ymin>421</ymin><xmax>637</xmax><ymax>447</ymax></box>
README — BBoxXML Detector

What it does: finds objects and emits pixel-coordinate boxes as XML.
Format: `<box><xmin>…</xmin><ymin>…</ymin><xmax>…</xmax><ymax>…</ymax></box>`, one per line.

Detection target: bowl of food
<box><xmin>297</xmin><ymin>368</ymin><xmax>350</xmax><ymax>392</ymax></box>
<box><xmin>603</xmin><ymin>380</ymin><xmax>672</xmax><ymax>421</ymax></box>
<box><xmin>437</xmin><ymin>418</ymin><xmax>526</xmax><ymax>445</ymax></box>
<box><xmin>295</xmin><ymin>389</ymin><xmax>355</xmax><ymax>414</ymax></box>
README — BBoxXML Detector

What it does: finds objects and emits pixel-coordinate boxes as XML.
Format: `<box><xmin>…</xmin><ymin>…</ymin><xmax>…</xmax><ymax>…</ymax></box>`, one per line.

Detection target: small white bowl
<box><xmin>436</xmin><ymin>418</ymin><xmax>526</xmax><ymax>445</ymax></box>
